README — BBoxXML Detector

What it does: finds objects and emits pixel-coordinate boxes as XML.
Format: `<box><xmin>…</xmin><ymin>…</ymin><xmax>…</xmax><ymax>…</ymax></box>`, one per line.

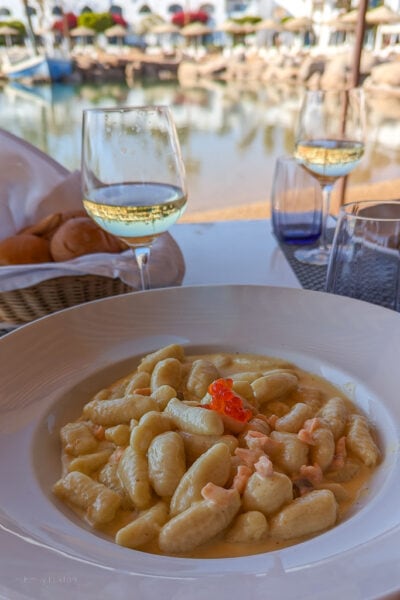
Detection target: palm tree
<box><xmin>21</xmin><ymin>0</ymin><xmax>38</xmax><ymax>53</ymax></box>
<box><xmin>335</xmin><ymin>0</ymin><xmax>353</xmax><ymax>10</ymax></box>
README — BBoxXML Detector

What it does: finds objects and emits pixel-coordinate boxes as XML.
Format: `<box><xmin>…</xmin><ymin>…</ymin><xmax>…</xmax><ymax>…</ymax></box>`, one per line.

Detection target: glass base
<box><xmin>294</xmin><ymin>245</ymin><xmax>331</xmax><ymax>266</ymax></box>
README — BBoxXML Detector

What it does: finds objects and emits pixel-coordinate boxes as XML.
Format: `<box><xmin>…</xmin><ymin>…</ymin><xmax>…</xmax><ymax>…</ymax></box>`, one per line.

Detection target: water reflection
<box><xmin>0</xmin><ymin>79</ymin><xmax>399</xmax><ymax>220</ymax></box>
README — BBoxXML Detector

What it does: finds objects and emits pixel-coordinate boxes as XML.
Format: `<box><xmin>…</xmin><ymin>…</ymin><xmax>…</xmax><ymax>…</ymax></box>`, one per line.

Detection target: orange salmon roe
<box><xmin>206</xmin><ymin>378</ymin><xmax>252</xmax><ymax>423</ymax></box>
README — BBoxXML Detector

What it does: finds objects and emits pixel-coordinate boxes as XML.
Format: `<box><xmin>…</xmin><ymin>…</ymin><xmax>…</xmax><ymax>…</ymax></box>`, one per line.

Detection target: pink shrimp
<box><xmin>298</xmin><ymin>417</ymin><xmax>323</xmax><ymax>445</ymax></box>
<box><xmin>245</xmin><ymin>430</ymin><xmax>282</xmax><ymax>454</ymax></box>
<box><xmin>201</xmin><ymin>482</ymin><xmax>238</xmax><ymax>507</ymax></box>
<box><xmin>298</xmin><ymin>429</ymin><xmax>316</xmax><ymax>445</ymax></box>
<box><xmin>235</xmin><ymin>447</ymin><xmax>264</xmax><ymax>467</ymax></box>
<box><xmin>254</xmin><ymin>455</ymin><xmax>274</xmax><ymax>478</ymax></box>
<box><xmin>232</xmin><ymin>465</ymin><xmax>252</xmax><ymax>493</ymax></box>
<box><xmin>299</xmin><ymin>463</ymin><xmax>323</xmax><ymax>485</ymax></box>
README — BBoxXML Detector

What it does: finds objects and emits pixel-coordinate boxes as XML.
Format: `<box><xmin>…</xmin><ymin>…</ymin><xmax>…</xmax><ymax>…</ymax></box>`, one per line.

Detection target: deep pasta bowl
<box><xmin>0</xmin><ymin>285</ymin><xmax>399</xmax><ymax>600</ymax></box>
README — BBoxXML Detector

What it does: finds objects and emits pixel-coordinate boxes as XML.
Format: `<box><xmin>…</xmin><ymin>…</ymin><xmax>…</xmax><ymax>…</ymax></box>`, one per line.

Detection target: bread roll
<box><xmin>59</xmin><ymin>210</ymin><xmax>87</xmax><ymax>224</ymax></box>
<box><xmin>21</xmin><ymin>212</ymin><xmax>63</xmax><ymax>239</ymax></box>
<box><xmin>50</xmin><ymin>217</ymin><xmax>123</xmax><ymax>262</ymax></box>
<box><xmin>0</xmin><ymin>234</ymin><xmax>52</xmax><ymax>265</ymax></box>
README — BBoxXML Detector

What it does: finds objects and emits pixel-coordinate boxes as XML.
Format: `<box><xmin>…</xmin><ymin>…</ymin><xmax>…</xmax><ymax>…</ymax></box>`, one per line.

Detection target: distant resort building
<box><xmin>1</xmin><ymin>1</ymin><xmax>400</xmax><ymax>37</ymax></box>
<box><xmin>0</xmin><ymin>1</ymin><xmax>352</xmax><ymax>30</ymax></box>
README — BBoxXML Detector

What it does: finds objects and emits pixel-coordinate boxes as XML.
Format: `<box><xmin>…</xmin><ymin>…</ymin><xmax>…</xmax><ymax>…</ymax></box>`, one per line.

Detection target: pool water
<box><xmin>0</xmin><ymin>79</ymin><xmax>399</xmax><ymax>221</ymax></box>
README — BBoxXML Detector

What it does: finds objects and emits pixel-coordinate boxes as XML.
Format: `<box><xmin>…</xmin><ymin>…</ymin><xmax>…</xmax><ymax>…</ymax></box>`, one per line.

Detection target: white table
<box><xmin>0</xmin><ymin>220</ymin><xmax>300</xmax><ymax>334</ymax></box>
<box><xmin>172</xmin><ymin>220</ymin><xmax>300</xmax><ymax>288</ymax></box>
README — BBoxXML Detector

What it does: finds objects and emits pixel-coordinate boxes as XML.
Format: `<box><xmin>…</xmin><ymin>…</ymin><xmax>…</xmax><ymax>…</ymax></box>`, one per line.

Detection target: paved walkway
<box><xmin>180</xmin><ymin>178</ymin><xmax>400</xmax><ymax>222</ymax></box>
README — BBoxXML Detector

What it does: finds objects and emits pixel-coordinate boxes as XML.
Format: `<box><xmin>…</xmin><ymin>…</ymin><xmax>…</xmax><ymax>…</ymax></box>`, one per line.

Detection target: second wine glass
<box><xmin>81</xmin><ymin>105</ymin><xmax>187</xmax><ymax>290</ymax></box>
<box><xmin>294</xmin><ymin>88</ymin><xmax>366</xmax><ymax>266</ymax></box>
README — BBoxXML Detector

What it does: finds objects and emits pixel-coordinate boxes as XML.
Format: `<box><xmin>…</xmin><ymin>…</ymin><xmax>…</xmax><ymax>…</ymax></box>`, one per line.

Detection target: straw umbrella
<box><xmin>283</xmin><ymin>17</ymin><xmax>313</xmax><ymax>33</ymax></box>
<box><xmin>151</xmin><ymin>22</ymin><xmax>180</xmax><ymax>51</ymax></box>
<box><xmin>366</xmin><ymin>5</ymin><xmax>400</xmax><ymax>26</ymax></box>
<box><xmin>180</xmin><ymin>22</ymin><xmax>212</xmax><ymax>38</ymax></box>
<box><xmin>339</xmin><ymin>10</ymin><xmax>359</xmax><ymax>25</ymax></box>
<box><xmin>255</xmin><ymin>19</ymin><xmax>282</xmax><ymax>32</ymax></box>
<box><xmin>327</xmin><ymin>19</ymin><xmax>356</xmax><ymax>32</ymax></box>
<box><xmin>0</xmin><ymin>25</ymin><xmax>19</xmax><ymax>48</ymax></box>
<box><xmin>70</xmin><ymin>25</ymin><xmax>96</xmax><ymax>41</ymax></box>
<box><xmin>151</xmin><ymin>23</ymin><xmax>180</xmax><ymax>35</ymax></box>
<box><xmin>217</xmin><ymin>21</ymin><xmax>246</xmax><ymax>35</ymax></box>
<box><xmin>180</xmin><ymin>22</ymin><xmax>212</xmax><ymax>50</ymax></box>
<box><xmin>216</xmin><ymin>21</ymin><xmax>253</xmax><ymax>47</ymax></box>
<box><xmin>283</xmin><ymin>17</ymin><xmax>314</xmax><ymax>48</ymax></box>
<box><xmin>104</xmin><ymin>24</ymin><xmax>127</xmax><ymax>38</ymax></box>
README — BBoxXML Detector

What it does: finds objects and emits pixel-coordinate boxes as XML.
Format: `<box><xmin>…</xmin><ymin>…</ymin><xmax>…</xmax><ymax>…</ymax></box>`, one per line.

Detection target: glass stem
<box><xmin>320</xmin><ymin>184</ymin><xmax>334</xmax><ymax>251</ymax></box>
<box><xmin>133</xmin><ymin>246</ymin><xmax>151</xmax><ymax>291</ymax></box>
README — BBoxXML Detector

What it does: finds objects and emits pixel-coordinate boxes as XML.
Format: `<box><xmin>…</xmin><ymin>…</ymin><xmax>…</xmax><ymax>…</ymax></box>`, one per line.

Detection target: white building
<box><xmin>0</xmin><ymin>0</ymin><xmax>323</xmax><ymax>31</ymax></box>
<box><xmin>3</xmin><ymin>1</ymin><xmax>398</xmax><ymax>38</ymax></box>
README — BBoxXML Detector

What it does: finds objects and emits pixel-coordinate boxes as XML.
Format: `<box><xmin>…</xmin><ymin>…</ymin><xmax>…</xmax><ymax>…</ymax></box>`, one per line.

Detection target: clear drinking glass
<box><xmin>294</xmin><ymin>88</ymin><xmax>366</xmax><ymax>266</ymax></box>
<box><xmin>81</xmin><ymin>105</ymin><xmax>187</xmax><ymax>291</ymax></box>
<box><xmin>326</xmin><ymin>200</ymin><xmax>400</xmax><ymax>311</ymax></box>
<box><xmin>271</xmin><ymin>156</ymin><xmax>322</xmax><ymax>245</ymax></box>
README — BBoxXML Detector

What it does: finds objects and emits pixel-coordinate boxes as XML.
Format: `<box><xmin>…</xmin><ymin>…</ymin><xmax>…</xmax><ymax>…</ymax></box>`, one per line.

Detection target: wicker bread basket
<box><xmin>0</xmin><ymin>130</ymin><xmax>139</xmax><ymax>326</ymax></box>
<box><xmin>0</xmin><ymin>275</ymin><xmax>133</xmax><ymax>324</ymax></box>
<box><xmin>0</xmin><ymin>129</ymin><xmax>185</xmax><ymax>326</ymax></box>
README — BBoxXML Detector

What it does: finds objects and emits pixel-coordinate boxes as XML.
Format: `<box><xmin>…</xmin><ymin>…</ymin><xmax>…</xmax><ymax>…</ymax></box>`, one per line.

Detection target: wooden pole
<box><xmin>351</xmin><ymin>0</ymin><xmax>368</xmax><ymax>87</ymax></box>
<box><xmin>22</xmin><ymin>0</ymin><xmax>38</xmax><ymax>55</ymax></box>
<box><xmin>338</xmin><ymin>0</ymin><xmax>368</xmax><ymax>208</ymax></box>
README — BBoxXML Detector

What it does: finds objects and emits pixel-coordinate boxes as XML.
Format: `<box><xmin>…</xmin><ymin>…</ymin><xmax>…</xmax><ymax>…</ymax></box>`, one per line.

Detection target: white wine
<box><xmin>83</xmin><ymin>182</ymin><xmax>187</xmax><ymax>246</ymax></box>
<box><xmin>295</xmin><ymin>139</ymin><xmax>364</xmax><ymax>184</ymax></box>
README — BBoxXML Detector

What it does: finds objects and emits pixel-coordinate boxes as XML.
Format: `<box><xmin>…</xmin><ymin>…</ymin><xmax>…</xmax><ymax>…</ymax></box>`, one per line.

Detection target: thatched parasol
<box><xmin>180</xmin><ymin>22</ymin><xmax>212</xmax><ymax>37</ymax></box>
<box><xmin>104</xmin><ymin>24</ymin><xmax>127</xmax><ymax>38</ymax></box>
<box><xmin>366</xmin><ymin>5</ymin><xmax>400</xmax><ymax>26</ymax></box>
<box><xmin>283</xmin><ymin>17</ymin><xmax>313</xmax><ymax>32</ymax></box>
<box><xmin>70</xmin><ymin>26</ymin><xmax>96</xmax><ymax>38</ymax></box>
<box><xmin>151</xmin><ymin>23</ymin><xmax>180</xmax><ymax>35</ymax></box>
<box><xmin>326</xmin><ymin>18</ymin><xmax>356</xmax><ymax>32</ymax></box>
<box><xmin>216</xmin><ymin>21</ymin><xmax>257</xmax><ymax>38</ymax></box>
<box><xmin>0</xmin><ymin>25</ymin><xmax>19</xmax><ymax>47</ymax></box>
<box><xmin>339</xmin><ymin>10</ymin><xmax>359</xmax><ymax>25</ymax></box>
<box><xmin>255</xmin><ymin>19</ymin><xmax>282</xmax><ymax>32</ymax></box>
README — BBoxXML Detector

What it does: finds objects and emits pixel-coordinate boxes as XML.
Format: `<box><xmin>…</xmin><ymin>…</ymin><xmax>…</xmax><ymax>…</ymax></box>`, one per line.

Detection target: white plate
<box><xmin>1</xmin><ymin>285</ymin><xmax>400</xmax><ymax>600</ymax></box>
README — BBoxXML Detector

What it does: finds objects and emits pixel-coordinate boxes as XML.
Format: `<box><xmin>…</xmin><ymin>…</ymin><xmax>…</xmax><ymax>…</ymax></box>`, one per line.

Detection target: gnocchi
<box><xmin>53</xmin><ymin>346</ymin><xmax>381</xmax><ymax>558</ymax></box>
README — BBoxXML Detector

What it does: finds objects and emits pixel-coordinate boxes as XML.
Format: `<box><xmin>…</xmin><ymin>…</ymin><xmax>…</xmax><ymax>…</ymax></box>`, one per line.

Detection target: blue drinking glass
<box><xmin>271</xmin><ymin>156</ymin><xmax>322</xmax><ymax>245</ymax></box>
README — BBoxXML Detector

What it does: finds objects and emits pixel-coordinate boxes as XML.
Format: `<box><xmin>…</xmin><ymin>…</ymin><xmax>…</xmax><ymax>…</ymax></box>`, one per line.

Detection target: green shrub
<box><xmin>232</xmin><ymin>16</ymin><xmax>262</xmax><ymax>25</ymax></box>
<box><xmin>77</xmin><ymin>12</ymin><xmax>114</xmax><ymax>33</ymax></box>
<box><xmin>0</xmin><ymin>20</ymin><xmax>26</xmax><ymax>45</ymax></box>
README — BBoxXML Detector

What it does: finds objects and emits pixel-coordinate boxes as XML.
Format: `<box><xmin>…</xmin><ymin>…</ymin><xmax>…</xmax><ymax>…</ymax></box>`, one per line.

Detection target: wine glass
<box><xmin>293</xmin><ymin>88</ymin><xmax>366</xmax><ymax>266</ymax></box>
<box><xmin>81</xmin><ymin>105</ymin><xmax>187</xmax><ymax>291</ymax></box>
<box><xmin>326</xmin><ymin>200</ymin><xmax>400</xmax><ymax>311</ymax></box>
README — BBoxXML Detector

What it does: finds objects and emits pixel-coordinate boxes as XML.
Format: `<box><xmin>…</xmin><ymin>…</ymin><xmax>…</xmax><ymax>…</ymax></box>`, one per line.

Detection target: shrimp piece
<box><xmin>298</xmin><ymin>429</ymin><xmax>315</xmax><ymax>445</ymax></box>
<box><xmin>245</xmin><ymin>431</ymin><xmax>282</xmax><ymax>454</ymax></box>
<box><xmin>254</xmin><ymin>455</ymin><xmax>274</xmax><ymax>477</ymax></box>
<box><xmin>304</xmin><ymin>418</ymin><xmax>324</xmax><ymax>433</ymax></box>
<box><xmin>232</xmin><ymin>465</ymin><xmax>252</xmax><ymax>494</ymax></box>
<box><xmin>201</xmin><ymin>482</ymin><xmax>236</xmax><ymax>506</ymax></box>
<box><xmin>297</xmin><ymin>418</ymin><xmax>323</xmax><ymax>445</ymax></box>
<box><xmin>234</xmin><ymin>447</ymin><xmax>263</xmax><ymax>468</ymax></box>
<box><xmin>299</xmin><ymin>463</ymin><xmax>323</xmax><ymax>485</ymax></box>
<box><xmin>159</xmin><ymin>485</ymin><xmax>241</xmax><ymax>554</ymax></box>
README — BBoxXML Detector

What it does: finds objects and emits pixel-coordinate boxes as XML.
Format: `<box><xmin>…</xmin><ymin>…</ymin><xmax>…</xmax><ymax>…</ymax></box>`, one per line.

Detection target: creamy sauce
<box><xmin>56</xmin><ymin>351</ymin><xmax>381</xmax><ymax>559</ymax></box>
